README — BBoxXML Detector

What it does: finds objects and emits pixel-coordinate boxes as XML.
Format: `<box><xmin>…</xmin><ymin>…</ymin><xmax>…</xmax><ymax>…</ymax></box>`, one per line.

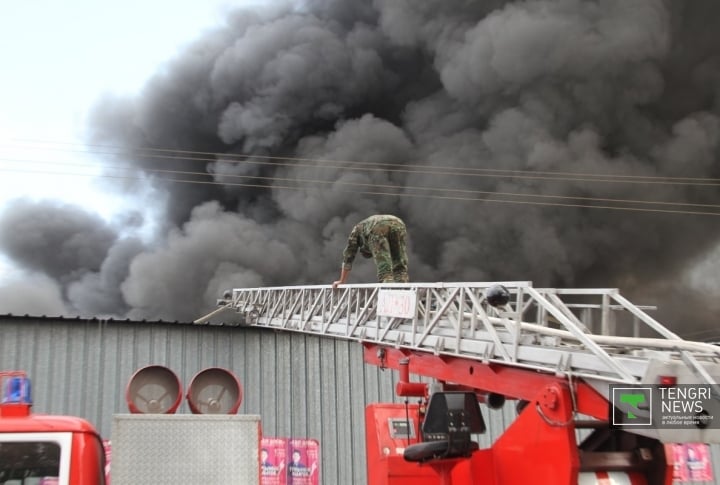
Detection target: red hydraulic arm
<box><xmin>364</xmin><ymin>343</ymin><xmax>609</xmax><ymax>419</ymax></box>
<box><xmin>363</xmin><ymin>343</ymin><xmax>673</xmax><ymax>485</ymax></box>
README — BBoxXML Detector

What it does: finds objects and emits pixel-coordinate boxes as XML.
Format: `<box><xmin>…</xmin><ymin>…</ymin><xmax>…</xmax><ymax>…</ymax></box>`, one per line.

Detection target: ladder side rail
<box><xmin>525</xmin><ymin>287</ymin><xmax>637</xmax><ymax>382</ymax></box>
<box><xmin>300</xmin><ymin>288</ymin><xmax>307</xmax><ymax>326</ymax></box>
<box><xmin>325</xmin><ymin>287</ymin><xmax>350</xmax><ymax>327</ymax></box>
<box><xmin>487</xmin><ymin>317</ymin><xmax>720</xmax><ymax>356</ymax></box>
<box><xmin>286</xmin><ymin>289</ymin><xmax>299</xmax><ymax>324</ymax></box>
<box><xmin>609</xmin><ymin>292</ymin><xmax>682</xmax><ymax>340</ymax></box>
<box><xmin>422</xmin><ymin>287</ymin><xmax>431</xmax><ymax>334</ymax></box>
<box><xmin>454</xmin><ymin>289</ymin><xmax>465</xmax><ymax>354</ymax></box>
<box><xmin>412</xmin><ymin>300</ymin><xmax>441</xmax><ymax>348</ymax></box>
<box><xmin>551</xmin><ymin>288</ymin><xmax>618</xmax><ymax>295</ymax></box>
<box><xmin>414</xmin><ymin>306</ymin><xmax>443</xmax><ymax>349</ymax></box>
<box><xmin>321</xmin><ymin>288</ymin><xmax>328</xmax><ymax>328</ymax></box>
<box><xmin>502</xmin><ymin>286</ymin><xmax>526</xmax><ymax>360</ymax></box>
<box><xmin>250</xmin><ymin>288</ymin><xmax>270</xmax><ymax>325</ymax></box>
<box><xmin>469</xmin><ymin>288</ymin><xmax>479</xmax><ymax>332</ymax></box>
<box><xmin>425</xmin><ymin>287</ymin><xmax>444</xmax><ymax>325</ymax></box>
<box><xmin>313</xmin><ymin>288</ymin><xmax>330</xmax><ymax>331</ymax></box>
<box><xmin>358</xmin><ymin>287</ymin><xmax>375</xmax><ymax>339</ymax></box>
<box><xmin>390</xmin><ymin>319</ymin><xmax>405</xmax><ymax>346</ymax></box>
<box><xmin>242</xmin><ymin>288</ymin><xmax>265</xmax><ymax>316</ymax></box>
<box><xmin>378</xmin><ymin>317</ymin><xmax>404</xmax><ymax>343</ymax></box>
<box><xmin>360</xmin><ymin>288</ymin><xmax>371</xmax><ymax>329</ymax></box>
<box><xmin>346</xmin><ymin>287</ymin><xmax>378</xmax><ymax>338</ymax></box>
<box><xmin>466</xmin><ymin>335</ymin><xmax>649</xmax><ymax>381</ymax></box>
<box><xmin>281</xmin><ymin>289</ymin><xmax>304</xmax><ymax>329</ymax></box>
<box><xmin>415</xmin><ymin>287</ymin><xmax>461</xmax><ymax>348</ymax></box>
<box><xmin>300</xmin><ymin>289</ymin><xmax>325</xmax><ymax>331</ymax></box>
<box><xmin>435</xmin><ymin>286</ymin><xmax>466</xmax><ymax>352</ymax></box>
<box><xmin>601</xmin><ymin>293</ymin><xmax>611</xmax><ymax>335</ymax></box>
<box><xmin>230</xmin><ymin>290</ymin><xmax>240</xmax><ymax>311</ymax></box>
<box><xmin>346</xmin><ymin>288</ymin><xmax>353</xmax><ymax>330</ymax></box>
<box><xmin>564</xmin><ymin>303</ymin><xmax>657</xmax><ymax>310</ymax></box>
<box><xmin>355</xmin><ymin>288</ymin><xmax>367</xmax><ymax>335</ymax></box>
<box><xmin>271</xmin><ymin>289</ymin><xmax>281</xmax><ymax>310</ymax></box>
<box><xmin>502</xmin><ymin>310</ymin><xmax>521</xmax><ymax>363</ymax></box>
<box><xmin>295</xmin><ymin>288</ymin><xmax>303</xmax><ymax>325</ymax></box>
<box><xmin>227</xmin><ymin>286</ymin><xmax>676</xmax><ymax>384</ymax></box>
<box><xmin>410</xmin><ymin>288</ymin><xmax>421</xmax><ymax>346</ymax></box>
<box><xmin>263</xmin><ymin>289</ymin><xmax>274</xmax><ymax>314</ymax></box>
<box><xmin>545</xmin><ymin>293</ymin><xmax>590</xmax><ymax>333</ymax></box>
<box><xmin>464</xmin><ymin>289</ymin><xmax>512</xmax><ymax>362</ymax></box>
<box><xmin>536</xmin><ymin>298</ymin><xmax>547</xmax><ymax>327</ymax></box>
<box><xmin>250</xmin><ymin>290</ymin><xmax>275</xmax><ymax>328</ymax></box>
<box><xmin>516</xmin><ymin>290</ymin><xmax>535</xmax><ymax>324</ymax></box>
<box><xmin>352</xmin><ymin>289</ymin><xmax>359</xmax><ymax>327</ymax></box>
<box><xmin>266</xmin><ymin>288</ymin><xmax>300</xmax><ymax>330</ymax></box>
<box><xmin>249</xmin><ymin>289</ymin><xmax>264</xmax><ymax>318</ymax></box>
<box><xmin>220</xmin><ymin>285</ymin><xmax>720</xmax><ymax>408</ymax></box>
<box><xmin>231</xmin><ymin>285</ymin><xmax>709</xmax><ymax>362</ymax></box>
<box><xmin>516</xmin><ymin>287</ymin><xmax>535</xmax><ymax>327</ymax></box>
<box><xmin>309</xmin><ymin>288</ymin><xmax>321</xmax><ymax>325</ymax></box>
<box><xmin>325</xmin><ymin>322</ymin><xmax>368</xmax><ymax>341</ymax></box>
<box><xmin>580</xmin><ymin>307</ymin><xmax>593</xmax><ymax>333</ymax></box>
<box><xmin>325</xmin><ymin>288</ymin><xmax>336</xmax><ymax>325</ymax></box>
<box><xmin>487</xmin><ymin>306</ymin><xmax>518</xmax><ymax>335</ymax></box>
<box><xmin>563</xmin><ymin>303</ymin><xmax>657</xmax><ymax>336</ymax></box>
<box><xmin>279</xmin><ymin>289</ymin><xmax>288</xmax><ymax>322</ymax></box>
<box><xmin>376</xmin><ymin>328</ymin><xmax>650</xmax><ymax>382</ymax></box>
<box><xmin>254</xmin><ymin>288</ymin><xmax>267</xmax><ymax>307</ymax></box>
<box><xmin>482</xmin><ymin>342</ymin><xmax>496</xmax><ymax>362</ymax></box>
<box><xmin>514</xmin><ymin>287</ymin><xmax>527</xmax><ymax>359</ymax></box>
<box><xmin>230</xmin><ymin>288</ymin><xmax>247</xmax><ymax>312</ymax></box>
<box><xmin>266</xmin><ymin>288</ymin><xmax>286</xmax><ymax>321</ymax></box>
<box><xmin>513</xmin><ymin>309</ymin><xmax>523</xmax><ymax>362</ymax></box>
<box><xmin>377</xmin><ymin>315</ymin><xmax>389</xmax><ymax>342</ymax></box>
<box><xmin>433</xmin><ymin>336</ymin><xmax>445</xmax><ymax>354</ymax></box>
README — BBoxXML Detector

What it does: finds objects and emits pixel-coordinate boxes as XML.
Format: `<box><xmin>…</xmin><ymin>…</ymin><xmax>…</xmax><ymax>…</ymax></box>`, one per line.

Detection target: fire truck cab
<box><xmin>0</xmin><ymin>372</ymin><xmax>106</xmax><ymax>485</ymax></box>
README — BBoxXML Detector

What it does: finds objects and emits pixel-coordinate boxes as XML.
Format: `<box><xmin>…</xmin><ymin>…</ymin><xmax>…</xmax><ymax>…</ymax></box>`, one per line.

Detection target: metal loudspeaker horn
<box><xmin>125</xmin><ymin>365</ymin><xmax>183</xmax><ymax>414</ymax></box>
<box><xmin>186</xmin><ymin>367</ymin><xmax>243</xmax><ymax>414</ymax></box>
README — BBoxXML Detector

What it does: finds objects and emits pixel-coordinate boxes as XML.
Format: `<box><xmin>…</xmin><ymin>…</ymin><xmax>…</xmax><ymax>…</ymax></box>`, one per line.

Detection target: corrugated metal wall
<box><xmin>0</xmin><ymin>316</ymin><xmax>717</xmax><ymax>484</ymax></box>
<box><xmin>0</xmin><ymin>316</ymin><xmax>434</xmax><ymax>484</ymax></box>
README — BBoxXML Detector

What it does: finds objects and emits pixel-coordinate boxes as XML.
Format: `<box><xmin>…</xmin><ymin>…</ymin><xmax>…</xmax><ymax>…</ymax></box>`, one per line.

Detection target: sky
<box><xmin>0</xmin><ymin>0</ymin><xmax>242</xmax><ymax>211</ymax></box>
<box><xmin>0</xmin><ymin>0</ymin><xmax>248</xmax><ymax>278</ymax></box>
<box><xmin>0</xmin><ymin>1</ymin><xmax>720</xmax><ymax>340</ymax></box>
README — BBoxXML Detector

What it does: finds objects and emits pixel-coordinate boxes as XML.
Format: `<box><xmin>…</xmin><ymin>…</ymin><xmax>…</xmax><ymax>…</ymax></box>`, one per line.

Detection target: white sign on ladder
<box><xmin>377</xmin><ymin>289</ymin><xmax>417</xmax><ymax>319</ymax></box>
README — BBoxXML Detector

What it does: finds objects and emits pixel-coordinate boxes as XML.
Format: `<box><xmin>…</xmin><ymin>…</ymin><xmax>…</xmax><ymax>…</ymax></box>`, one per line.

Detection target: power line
<box><xmin>3</xmin><ymin>163</ymin><xmax>720</xmax><ymax>216</ymax></box>
<box><xmin>4</xmin><ymin>138</ymin><xmax>720</xmax><ymax>215</ymax></box>
<box><xmin>6</xmin><ymin>137</ymin><xmax>720</xmax><ymax>187</ymax></box>
<box><xmin>3</xmin><ymin>157</ymin><xmax>720</xmax><ymax>211</ymax></box>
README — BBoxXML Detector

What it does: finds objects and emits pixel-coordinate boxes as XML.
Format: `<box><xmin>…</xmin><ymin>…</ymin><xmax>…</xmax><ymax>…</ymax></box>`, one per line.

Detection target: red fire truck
<box><xmin>0</xmin><ymin>371</ymin><xmax>106</xmax><ymax>485</ymax></box>
<box><xmin>211</xmin><ymin>281</ymin><xmax>720</xmax><ymax>485</ymax></box>
<box><xmin>0</xmin><ymin>367</ymin><xmax>256</xmax><ymax>485</ymax></box>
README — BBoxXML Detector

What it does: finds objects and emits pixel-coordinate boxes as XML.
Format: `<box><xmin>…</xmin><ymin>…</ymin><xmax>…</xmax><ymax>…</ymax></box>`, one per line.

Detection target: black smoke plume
<box><xmin>2</xmin><ymin>0</ymin><xmax>720</xmax><ymax>338</ymax></box>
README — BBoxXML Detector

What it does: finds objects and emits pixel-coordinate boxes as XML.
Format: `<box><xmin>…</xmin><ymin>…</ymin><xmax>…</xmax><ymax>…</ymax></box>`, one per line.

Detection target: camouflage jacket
<box><xmin>341</xmin><ymin>214</ymin><xmax>405</xmax><ymax>270</ymax></box>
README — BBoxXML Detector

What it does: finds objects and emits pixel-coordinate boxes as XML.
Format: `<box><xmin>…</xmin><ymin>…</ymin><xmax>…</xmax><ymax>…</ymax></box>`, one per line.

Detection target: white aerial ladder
<box><xmin>195</xmin><ymin>281</ymin><xmax>720</xmax><ymax>444</ymax></box>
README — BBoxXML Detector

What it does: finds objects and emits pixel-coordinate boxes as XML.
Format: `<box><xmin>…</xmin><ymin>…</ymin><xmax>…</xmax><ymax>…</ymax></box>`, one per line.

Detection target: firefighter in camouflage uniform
<box><xmin>332</xmin><ymin>214</ymin><xmax>409</xmax><ymax>288</ymax></box>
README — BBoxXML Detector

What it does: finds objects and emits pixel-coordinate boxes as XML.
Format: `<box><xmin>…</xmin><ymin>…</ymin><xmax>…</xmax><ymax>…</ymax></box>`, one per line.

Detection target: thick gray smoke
<box><xmin>2</xmin><ymin>0</ymin><xmax>720</xmax><ymax>337</ymax></box>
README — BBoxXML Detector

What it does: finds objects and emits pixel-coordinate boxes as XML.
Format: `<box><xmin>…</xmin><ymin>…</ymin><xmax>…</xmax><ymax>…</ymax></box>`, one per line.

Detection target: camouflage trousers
<box><xmin>367</xmin><ymin>220</ymin><xmax>409</xmax><ymax>283</ymax></box>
